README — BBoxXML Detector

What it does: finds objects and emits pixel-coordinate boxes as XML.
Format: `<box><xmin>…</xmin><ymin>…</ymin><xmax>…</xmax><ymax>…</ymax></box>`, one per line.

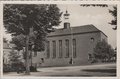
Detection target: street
<box><xmin>4</xmin><ymin>63</ymin><xmax>116</xmax><ymax>77</ymax></box>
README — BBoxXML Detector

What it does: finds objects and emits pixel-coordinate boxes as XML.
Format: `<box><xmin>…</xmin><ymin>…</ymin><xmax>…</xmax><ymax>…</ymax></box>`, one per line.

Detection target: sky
<box><xmin>57</xmin><ymin>4</ymin><xmax>116</xmax><ymax>49</ymax></box>
<box><xmin>3</xmin><ymin>4</ymin><xmax>117</xmax><ymax>48</ymax></box>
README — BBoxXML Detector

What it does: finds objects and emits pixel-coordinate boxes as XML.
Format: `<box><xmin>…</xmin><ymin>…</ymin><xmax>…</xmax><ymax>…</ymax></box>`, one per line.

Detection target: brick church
<box><xmin>32</xmin><ymin>10</ymin><xmax>107</xmax><ymax>67</ymax></box>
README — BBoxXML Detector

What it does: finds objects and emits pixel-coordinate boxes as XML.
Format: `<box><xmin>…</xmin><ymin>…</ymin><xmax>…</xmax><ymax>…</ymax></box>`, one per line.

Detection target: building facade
<box><xmin>32</xmin><ymin>11</ymin><xmax>107</xmax><ymax>67</ymax></box>
<box><xmin>3</xmin><ymin>42</ymin><xmax>24</xmax><ymax>65</ymax></box>
<box><xmin>41</xmin><ymin>25</ymin><xmax>107</xmax><ymax>67</ymax></box>
<box><xmin>3</xmin><ymin>42</ymin><xmax>12</xmax><ymax>65</ymax></box>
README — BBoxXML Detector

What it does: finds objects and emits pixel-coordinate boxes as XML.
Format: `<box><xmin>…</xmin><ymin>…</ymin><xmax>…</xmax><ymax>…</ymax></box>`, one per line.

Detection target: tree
<box><xmin>10</xmin><ymin>32</ymin><xmax>42</xmax><ymax>63</ymax></box>
<box><xmin>109</xmin><ymin>6</ymin><xmax>117</xmax><ymax>30</ymax></box>
<box><xmin>4</xmin><ymin>4</ymin><xmax>62</xmax><ymax>74</ymax></box>
<box><xmin>10</xmin><ymin>34</ymin><xmax>25</xmax><ymax>51</ymax></box>
<box><xmin>80</xmin><ymin>4</ymin><xmax>117</xmax><ymax>30</ymax></box>
<box><xmin>9</xmin><ymin>50</ymin><xmax>21</xmax><ymax>71</ymax></box>
<box><xmin>10</xmin><ymin>34</ymin><xmax>26</xmax><ymax>61</ymax></box>
<box><xmin>10</xmin><ymin>30</ymin><xmax>46</xmax><ymax>67</ymax></box>
<box><xmin>80</xmin><ymin>4</ymin><xmax>108</xmax><ymax>7</ymax></box>
<box><xmin>94</xmin><ymin>39</ymin><xmax>115</xmax><ymax>62</ymax></box>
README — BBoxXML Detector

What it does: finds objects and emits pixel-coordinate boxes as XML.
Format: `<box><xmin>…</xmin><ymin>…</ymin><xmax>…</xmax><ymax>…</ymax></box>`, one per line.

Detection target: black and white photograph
<box><xmin>1</xmin><ymin>1</ymin><xmax>119</xmax><ymax>77</ymax></box>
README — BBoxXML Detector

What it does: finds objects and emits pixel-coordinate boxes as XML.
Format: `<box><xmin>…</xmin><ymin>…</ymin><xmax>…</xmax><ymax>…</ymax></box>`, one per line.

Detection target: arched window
<box><xmin>46</xmin><ymin>41</ymin><xmax>50</xmax><ymax>58</ymax></box>
<box><xmin>59</xmin><ymin>40</ymin><xmax>62</xmax><ymax>58</ymax></box>
<box><xmin>73</xmin><ymin>39</ymin><xmax>76</xmax><ymax>58</ymax></box>
<box><xmin>52</xmin><ymin>41</ymin><xmax>56</xmax><ymax>58</ymax></box>
<box><xmin>91</xmin><ymin>37</ymin><xmax>94</xmax><ymax>42</ymax></box>
<box><xmin>65</xmin><ymin>39</ymin><xmax>69</xmax><ymax>58</ymax></box>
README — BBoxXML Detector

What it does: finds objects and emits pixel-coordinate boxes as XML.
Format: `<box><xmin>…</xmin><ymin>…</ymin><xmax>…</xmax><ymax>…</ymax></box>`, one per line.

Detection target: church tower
<box><xmin>64</xmin><ymin>10</ymin><xmax>70</xmax><ymax>29</ymax></box>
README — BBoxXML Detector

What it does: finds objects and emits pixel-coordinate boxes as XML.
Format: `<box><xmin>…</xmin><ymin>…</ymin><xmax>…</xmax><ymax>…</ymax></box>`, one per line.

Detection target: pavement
<box><xmin>3</xmin><ymin>63</ymin><xmax>116</xmax><ymax>77</ymax></box>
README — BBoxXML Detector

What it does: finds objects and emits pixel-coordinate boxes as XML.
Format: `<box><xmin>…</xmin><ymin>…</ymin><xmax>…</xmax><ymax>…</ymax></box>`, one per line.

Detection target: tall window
<box><xmin>65</xmin><ymin>39</ymin><xmax>69</xmax><ymax>58</ymax></box>
<box><xmin>59</xmin><ymin>40</ymin><xmax>62</xmax><ymax>58</ymax></box>
<box><xmin>88</xmin><ymin>54</ymin><xmax>92</xmax><ymax>60</ymax></box>
<box><xmin>73</xmin><ymin>39</ymin><xmax>76</xmax><ymax>58</ymax></box>
<box><xmin>52</xmin><ymin>41</ymin><xmax>56</xmax><ymax>58</ymax></box>
<box><xmin>91</xmin><ymin>37</ymin><xmax>94</xmax><ymax>42</ymax></box>
<box><xmin>46</xmin><ymin>41</ymin><xmax>50</xmax><ymax>58</ymax></box>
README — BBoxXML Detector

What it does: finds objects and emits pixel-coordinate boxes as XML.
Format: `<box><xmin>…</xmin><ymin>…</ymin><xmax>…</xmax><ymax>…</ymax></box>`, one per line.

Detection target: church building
<box><xmin>32</xmin><ymin>11</ymin><xmax>107</xmax><ymax>67</ymax></box>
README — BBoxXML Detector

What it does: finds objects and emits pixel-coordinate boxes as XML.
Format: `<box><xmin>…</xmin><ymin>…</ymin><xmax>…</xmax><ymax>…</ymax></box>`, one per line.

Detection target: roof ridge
<box><xmin>71</xmin><ymin>24</ymin><xmax>96</xmax><ymax>28</ymax></box>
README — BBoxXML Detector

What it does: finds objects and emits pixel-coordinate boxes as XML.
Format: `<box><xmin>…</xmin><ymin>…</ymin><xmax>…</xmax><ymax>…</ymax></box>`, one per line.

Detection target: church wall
<box><xmin>42</xmin><ymin>31</ymin><xmax>103</xmax><ymax>67</ymax></box>
<box><xmin>100</xmin><ymin>32</ymin><xmax>108</xmax><ymax>42</ymax></box>
<box><xmin>31</xmin><ymin>51</ymin><xmax>45</xmax><ymax>67</ymax></box>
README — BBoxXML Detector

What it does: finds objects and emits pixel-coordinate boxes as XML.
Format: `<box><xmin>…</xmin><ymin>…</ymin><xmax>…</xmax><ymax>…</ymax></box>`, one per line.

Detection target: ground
<box><xmin>3</xmin><ymin>63</ymin><xmax>116</xmax><ymax>77</ymax></box>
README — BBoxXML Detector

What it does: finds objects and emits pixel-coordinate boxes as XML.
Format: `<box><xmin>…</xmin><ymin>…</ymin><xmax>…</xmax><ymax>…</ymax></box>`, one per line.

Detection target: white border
<box><xmin>0</xmin><ymin>0</ymin><xmax>120</xmax><ymax>79</ymax></box>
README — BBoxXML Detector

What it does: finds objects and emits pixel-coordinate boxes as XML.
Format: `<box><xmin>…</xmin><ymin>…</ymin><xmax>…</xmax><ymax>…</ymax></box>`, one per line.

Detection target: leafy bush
<box><xmin>30</xmin><ymin>66</ymin><xmax>37</xmax><ymax>72</ymax></box>
<box><xmin>94</xmin><ymin>39</ymin><xmax>116</xmax><ymax>62</ymax></box>
<box><xmin>3</xmin><ymin>64</ymin><xmax>11</xmax><ymax>72</ymax></box>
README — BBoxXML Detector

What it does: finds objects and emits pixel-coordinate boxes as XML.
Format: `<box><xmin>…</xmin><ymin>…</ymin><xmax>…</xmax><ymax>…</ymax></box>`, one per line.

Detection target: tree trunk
<box><xmin>30</xmin><ymin>50</ymin><xmax>32</xmax><ymax>66</ymax></box>
<box><xmin>25</xmin><ymin>35</ymin><xmax>30</xmax><ymax>75</ymax></box>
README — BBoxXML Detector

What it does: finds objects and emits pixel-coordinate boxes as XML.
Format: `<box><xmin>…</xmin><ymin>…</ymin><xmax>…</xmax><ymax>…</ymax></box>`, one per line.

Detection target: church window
<box><xmin>59</xmin><ymin>40</ymin><xmax>62</xmax><ymax>58</ymax></box>
<box><xmin>46</xmin><ymin>41</ymin><xmax>50</xmax><ymax>58</ymax></box>
<box><xmin>52</xmin><ymin>41</ymin><xmax>56</xmax><ymax>58</ymax></box>
<box><xmin>88</xmin><ymin>53</ymin><xmax>93</xmax><ymax>61</ymax></box>
<box><xmin>73</xmin><ymin>39</ymin><xmax>76</xmax><ymax>58</ymax></box>
<box><xmin>91</xmin><ymin>37</ymin><xmax>94</xmax><ymax>42</ymax></box>
<box><xmin>65</xmin><ymin>39</ymin><xmax>69</xmax><ymax>58</ymax></box>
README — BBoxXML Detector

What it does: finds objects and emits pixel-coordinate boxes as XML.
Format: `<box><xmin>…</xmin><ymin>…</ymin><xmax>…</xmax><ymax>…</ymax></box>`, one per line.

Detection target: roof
<box><xmin>48</xmin><ymin>24</ymin><xmax>102</xmax><ymax>37</ymax></box>
<box><xmin>3</xmin><ymin>42</ymin><xmax>11</xmax><ymax>49</ymax></box>
<box><xmin>9</xmin><ymin>44</ymin><xmax>16</xmax><ymax>48</ymax></box>
<box><xmin>3</xmin><ymin>41</ymin><xmax>16</xmax><ymax>49</ymax></box>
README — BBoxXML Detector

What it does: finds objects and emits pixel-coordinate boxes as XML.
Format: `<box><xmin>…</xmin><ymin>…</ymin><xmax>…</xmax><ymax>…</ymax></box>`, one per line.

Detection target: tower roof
<box><xmin>64</xmin><ymin>10</ymin><xmax>70</xmax><ymax>16</ymax></box>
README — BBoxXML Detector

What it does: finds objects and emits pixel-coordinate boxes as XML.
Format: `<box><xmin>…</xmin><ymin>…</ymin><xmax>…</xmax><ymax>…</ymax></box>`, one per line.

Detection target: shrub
<box><xmin>30</xmin><ymin>66</ymin><xmax>37</xmax><ymax>72</ymax></box>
